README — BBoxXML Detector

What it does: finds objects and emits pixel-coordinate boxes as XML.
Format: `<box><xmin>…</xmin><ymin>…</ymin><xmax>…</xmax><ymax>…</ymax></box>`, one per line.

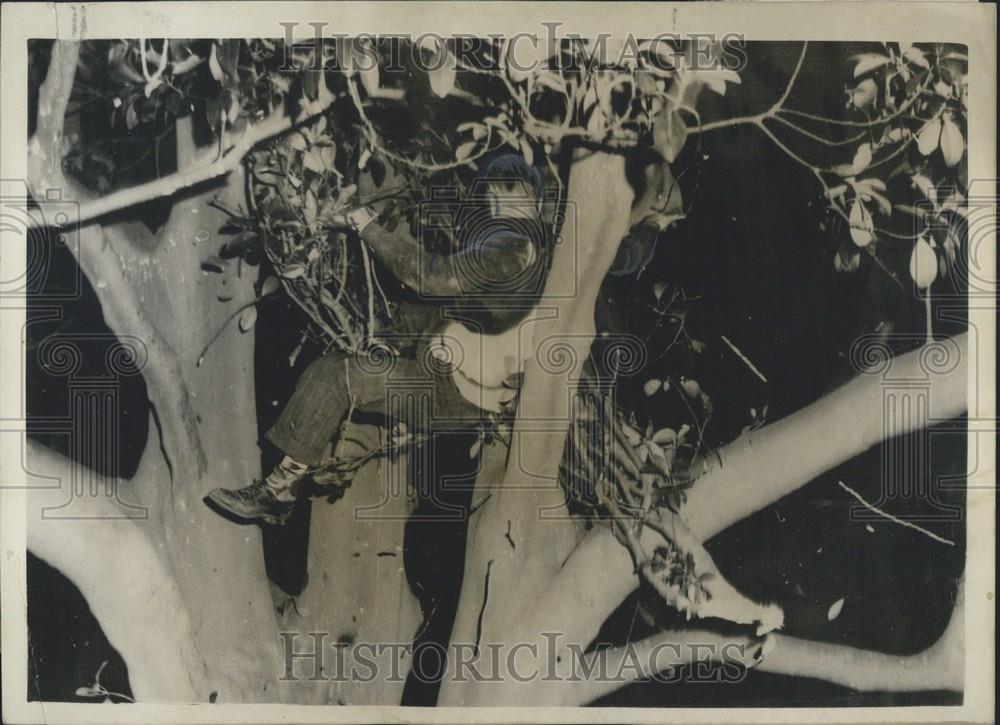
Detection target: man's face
<box><xmin>487</xmin><ymin>179</ymin><xmax>540</xmax><ymax>221</ymax></box>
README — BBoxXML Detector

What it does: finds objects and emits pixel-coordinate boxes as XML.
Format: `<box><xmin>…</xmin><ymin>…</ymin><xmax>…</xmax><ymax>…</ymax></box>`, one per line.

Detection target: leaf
<box><xmin>852</xmin><ymin>53</ymin><xmax>891</xmax><ymax>77</ymax></box>
<box><xmin>653</xmin><ymin>281</ymin><xmax>667</xmax><ymax>300</ymax></box>
<box><xmin>302</xmin><ymin>148</ymin><xmax>325</xmax><ymax>174</ymax></box>
<box><xmin>911</xmin><ymin>174</ymin><xmax>936</xmax><ymax>202</ymax></box>
<box><xmin>455</xmin><ymin>141</ymin><xmax>478</xmax><ymax>162</ymax></box>
<box><xmin>940</xmin><ymin>118</ymin><xmax>964</xmax><ymax>167</ymax></box>
<box><xmin>834</xmin><ymin>246</ymin><xmax>861</xmax><ymax>273</ymax></box>
<box><xmin>851</xmin><ymin>143</ymin><xmax>872</xmax><ymax>175</ymax></box>
<box><xmin>849</xmin><ymin>200</ymin><xmax>874</xmax><ymax>247</ymax></box>
<box><xmin>902</xmin><ymin>46</ymin><xmax>930</xmax><ymax>69</ymax></box>
<box><xmin>357</xmin><ymin>148</ymin><xmax>372</xmax><ymax>170</ymax></box>
<box><xmin>428</xmin><ymin>49</ymin><xmax>457</xmax><ymax>98</ymax></box>
<box><xmin>125</xmin><ymin>101</ymin><xmax>139</xmax><ymax>130</ymax></box>
<box><xmin>518</xmin><ymin>137</ymin><xmax>534</xmax><ymax>166</ymax></box>
<box><xmin>319</xmin><ymin>145</ymin><xmax>336</xmax><ymax>168</ymax></box>
<box><xmin>304</xmin><ymin>190</ymin><xmax>318</xmax><ymax>232</ymax></box>
<box><xmin>646</xmin><ymin>443</ymin><xmax>670</xmax><ymax>475</ymax></box>
<box><xmin>208</xmin><ymin>43</ymin><xmax>225</xmax><ymax>82</ymax></box>
<box><xmin>916</xmin><ymin>118</ymin><xmax>942</xmax><ymax>156</ymax></box>
<box><xmin>909</xmin><ymin>236</ymin><xmax>937</xmax><ymax>289</ymax></box>
<box><xmin>468</xmin><ymin>435</ymin><xmax>483</xmax><ymax>459</ymax></box>
<box><xmin>651</xmin><ymin>427</ymin><xmax>677</xmax><ymax>445</ymax></box>
<box><xmin>933</xmin><ymin>79</ymin><xmax>952</xmax><ymax>98</ymax></box>
<box><xmin>458</xmin><ymin>122</ymin><xmax>488</xmax><ymax>140</ymax></box>
<box><xmin>680</xmin><ymin>378</ymin><xmax>702</xmax><ymax>398</ymax></box>
<box><xmin>201</xmin><ymin>256</ymin><xmax>229</xmax><ymax>273</ymax></box>
<box><xmin>288</xmin><ymin>132</ymin><xmax>308</xmax><ymax>152</ymax></box>
<box><xmin>260</xmin><ymin>276</ymin><xmax>280</xmax><ymax>296</ymax></box>
<box><xmin>621</xmin><ymin>422</ymin><xmax>642</xmax><ymax>447</ymax></box>
<box><xmin>281</xmin><ymin>264</ymin><xmax>306</xmax><ymax>279</ymax></box>
<box><xmin>827</xmin><ymin>597</ymin><xmax>845</xmax><ymax>621</ymax></box>
<box><xmin>227</xmin><ymin>94</ymin><xmax>241</xmax><ymax>125</ymax></box>
<box><xmin>825</xmin><ymin>184</ymin><xmax>849</xmax><ymax>200</ymax></box>
<box><xmin>847</xmin><ymin>78</ymin><xmax>877</xmax><ymax>110</ymax></box>
<box><xmin>654</xmin><ymin>108</ymin><xmax>687</xmax><ymax>163</ymax></box>
<box><xmin>643</xmin><ymin>379</ymin><xmax>662</xmax><ymax>396</ymax></box>
<box><xmin>217</xmin><ymin>40</ymin><xmax>240</xmax><ymax>79</ymax></box>
<box><xmin>238</xmin><ymin>305</ymin><xmax>258</xmax><ymax>332</ymax></box>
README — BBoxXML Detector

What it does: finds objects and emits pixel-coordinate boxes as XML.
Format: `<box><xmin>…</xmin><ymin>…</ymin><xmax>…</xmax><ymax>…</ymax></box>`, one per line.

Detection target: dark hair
<box><xmin>476</xmin><ymin>152</ymin><xmax>543</xmax><ymax>200</ymax></box>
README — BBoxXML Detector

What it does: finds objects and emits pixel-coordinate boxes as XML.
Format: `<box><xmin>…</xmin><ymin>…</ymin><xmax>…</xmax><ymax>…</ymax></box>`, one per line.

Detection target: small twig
<box><xmin>195</xmin><ymin>290</ymin><xmax>276</xmax><ymax>366</ymax></box>
<box><xmin>359</xmin><ymin>240</ymin><xmax>377</xmax><ymax>343</ymax></box>
<box><xmin>720</xmin><ymin>335</ymin><xmax>768</xmax><ymax>383</ymax></box>
<box><xmin>837</xmin><ymin>480</ymin><xmax>955</xmax><ymax>546</ymax></box>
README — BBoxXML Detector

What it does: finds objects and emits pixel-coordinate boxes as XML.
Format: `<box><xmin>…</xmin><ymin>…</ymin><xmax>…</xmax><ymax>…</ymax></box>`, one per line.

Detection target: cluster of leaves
<box><xmin>242</xmin><ymin>113</ymin><xmax>388</xmax><ymax>347</ymax></box>
<box><xmin>648</xmin><ymin>541</ymin><xmax>715</xmax><ymax>611</ymax></box>
<box><xmin>53</xmin><ymin>39</ymin><xmax>287</xmax><ymax>194</ymax></box>
<box><xmin>822</xmin><ymin>42</ymin><xmax>968</xmax><ymax>295</ymax></box>
<box><xmin>52</xmin><ymin>35</ymin><xmax>744</xmax><ymax>350</ymax></box>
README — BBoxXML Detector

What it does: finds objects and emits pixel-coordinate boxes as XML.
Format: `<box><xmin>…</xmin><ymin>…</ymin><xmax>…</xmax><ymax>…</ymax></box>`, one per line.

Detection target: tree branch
<box><xmin>757</xmin><ymin>578</ymin><xmax>963</xmax><ymax>692</ymax></box>
<box><xmin>545</xmin><ymin>335</ymin><xmax>967</xmax><ymax>678</ymax></box>
<box><xmin>569</xmin><ymin>628</ymin><xmax>765</xmax><ymax>706</ymax></box>
<box><xmin>25</xmin><ymin>441</ymin><xmax>207</xmax><ymax>701</ymax></box>
<box><xmin>30</xmin><ymin>83</ymin><xmax>336</xmax><ymax>229</ymax></box>
<box><xmin>683</xmin><ymin>335</ymin><xmax>967</xmax><ymax>542</ymax></box>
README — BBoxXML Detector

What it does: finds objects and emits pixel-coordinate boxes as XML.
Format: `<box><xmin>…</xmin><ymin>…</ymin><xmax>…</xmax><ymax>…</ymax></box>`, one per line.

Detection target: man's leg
<box><xmin>206</xmin><ymin>352</ymin><xmax>381</xmax><ymax>525</ymax></box>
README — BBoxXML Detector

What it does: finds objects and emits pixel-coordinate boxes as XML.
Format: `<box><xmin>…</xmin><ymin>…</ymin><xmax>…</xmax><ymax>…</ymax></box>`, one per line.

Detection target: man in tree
<box><xmin>205</xmin><ymin>152</ymin><xmax>552</xmax><ymax>525</ymax></box>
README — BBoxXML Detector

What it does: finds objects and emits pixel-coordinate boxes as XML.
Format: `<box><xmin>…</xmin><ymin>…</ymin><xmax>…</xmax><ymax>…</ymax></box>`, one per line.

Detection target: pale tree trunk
<box><xmin>26</xmin><ymin>42</ymin><xmax>421</xmax><ymax>705</ymax></box>
<box><xmin>28</xmin><ymin>69</ymin><xmax>284</xmax><ymax>697</ymax></box>
<box><xmin>277</xmin><ymin>423</ymin><xmax>422</xmax><ymax>705</ymax></box>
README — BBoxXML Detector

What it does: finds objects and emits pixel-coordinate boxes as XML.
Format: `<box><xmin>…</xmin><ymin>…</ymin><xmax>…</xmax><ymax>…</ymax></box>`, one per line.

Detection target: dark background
<box><xmin>25</xmin><ymin>42</ymin><xmax>966</xmax><ymax>707</ymax></box>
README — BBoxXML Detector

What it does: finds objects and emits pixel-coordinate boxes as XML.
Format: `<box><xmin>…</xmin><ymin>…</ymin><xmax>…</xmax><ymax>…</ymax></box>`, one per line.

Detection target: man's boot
<box><xmin>205</xmin><ymin>457</ymin><xmax>307</xmax><ymax>526</ymax></box>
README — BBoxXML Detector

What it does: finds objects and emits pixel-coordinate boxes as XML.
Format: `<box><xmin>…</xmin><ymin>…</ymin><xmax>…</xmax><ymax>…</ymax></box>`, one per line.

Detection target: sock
<box><xmin>263</xmin><ymin>456</ymin><xmax>310</xmax><ymax>502</ymax></box>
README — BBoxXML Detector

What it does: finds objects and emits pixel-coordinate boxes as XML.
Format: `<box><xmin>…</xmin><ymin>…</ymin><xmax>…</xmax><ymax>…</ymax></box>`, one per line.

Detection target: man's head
<box><xmin>448</xmin><ymin>152</ymin><xmax>549</xmax><ymax>335</ymax></box>
<box><xmin>479</xmin><ymin>153</ymin><xmax>544</xmax><ymax>221</ymax></box>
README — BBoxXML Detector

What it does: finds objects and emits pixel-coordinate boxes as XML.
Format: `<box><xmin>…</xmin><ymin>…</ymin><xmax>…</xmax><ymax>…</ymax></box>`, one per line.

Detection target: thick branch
<box><xmin>569</xmin><ymin>628</ymin><xmax>764</xmax><ymax>706</ymax></box>
<box><xmin>30</xmin><ymin>80</ymin><xmax>335</xmax><ymax>229</ymax></box>
<box><xmin>757</xmin><ymin>579</ymin><xmax>964</xmax><ymax>692</ymax></box>
<box><xmin>544</xmin><ymin>336</ymin><xmax>967</xmax><ymax>673</ymax></box>
<box><xmin>683</xmin><ymin>334</ymin><xmax>967</xmax><ymax>541</ymax></box>
<box><xmin>25</xmin><ymin>441</ymin><xmax>207</xmax><ymax>701</ymax></box>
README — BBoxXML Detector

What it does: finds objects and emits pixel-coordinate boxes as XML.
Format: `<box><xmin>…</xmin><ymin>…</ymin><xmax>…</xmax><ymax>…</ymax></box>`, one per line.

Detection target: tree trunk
<box><xmin>278</xmin><ymin>423</ymin><xmax>422</xmax><ymax>705</ymax></box>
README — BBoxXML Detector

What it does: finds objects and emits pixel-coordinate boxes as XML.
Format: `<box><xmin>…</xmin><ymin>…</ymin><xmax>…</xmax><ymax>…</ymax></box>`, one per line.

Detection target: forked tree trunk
<box><xmin>27</xmin><ymin>110</ymin><xmax>286</xmax><ymax>701</ymax></box>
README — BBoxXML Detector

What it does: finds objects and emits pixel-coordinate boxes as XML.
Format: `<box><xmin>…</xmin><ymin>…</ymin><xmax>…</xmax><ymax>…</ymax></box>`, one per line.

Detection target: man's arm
<box><xmin>357</xmin><ymin>218</ymin><xmax>536</xmax><ymax>299</ymax></box>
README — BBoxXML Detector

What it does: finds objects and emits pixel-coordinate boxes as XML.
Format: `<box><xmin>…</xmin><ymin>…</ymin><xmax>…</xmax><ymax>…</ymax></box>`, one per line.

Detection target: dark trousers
<box><xmin>267</xmin><ymin>342</ymin><xmax>485</xmax><ymax>467</ymax></box>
